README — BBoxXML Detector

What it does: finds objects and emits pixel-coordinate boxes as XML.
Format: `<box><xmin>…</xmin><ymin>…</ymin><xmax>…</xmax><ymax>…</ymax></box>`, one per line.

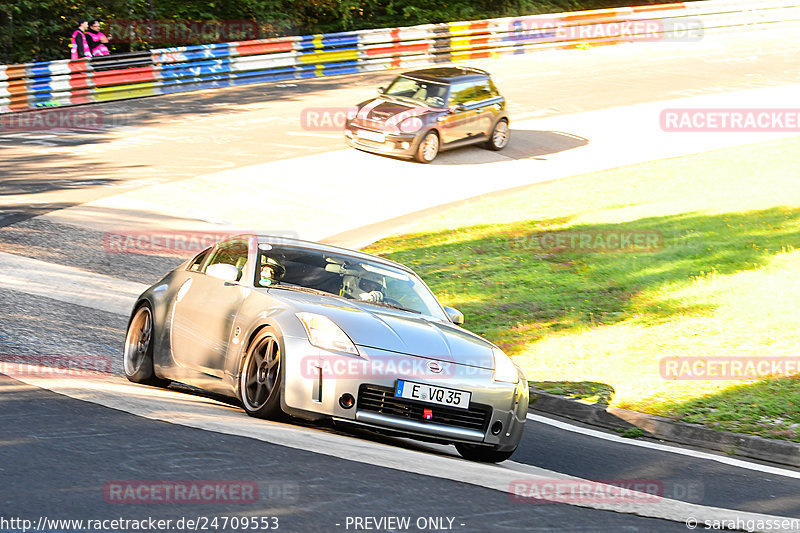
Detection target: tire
<box><xmin>123</xmin><ymin>303</ymin><xmax>170</xmax><ymax>386</ymax></box>
<box><xmin>485</xmin><ymin>119</ymin><xmax>510</xmax><ymax>151</ymax></box>
<box><xmin>238</xmin><ymin>327</ymin><xmax>285</xmax><ymax>419</ymax></box>
<box><xmin>415</xmin><ymin>131</ymin><xmax>440</xmax><ymax>163</ymax></box>
<box><xmin>455</xmin><ymin>442</ymin><xmax>516</xmax><ymax>463</ymax></box>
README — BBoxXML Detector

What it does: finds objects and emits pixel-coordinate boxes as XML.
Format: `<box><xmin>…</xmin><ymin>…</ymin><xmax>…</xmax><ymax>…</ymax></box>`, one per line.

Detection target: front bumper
<box><xmin>343</xmin><ymin>124</ymin><xmax>421</xmax><ymax>158</ymax></box>
<box><xmin>281</xmin><ymin>337</ymin><xmax>528</xmax><ymax>451</ymax></box>
<box><xmin>354</xmin><ymin>409</ymin><xmax>486</xmax><ymax>442</ymax></box>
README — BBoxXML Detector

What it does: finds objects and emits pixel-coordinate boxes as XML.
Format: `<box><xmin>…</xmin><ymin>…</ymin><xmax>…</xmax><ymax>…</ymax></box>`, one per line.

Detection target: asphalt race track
<box><xmin>2</xmin><ymin>27</ymin><xmax>800</xmax><ymax>533</ymax></box>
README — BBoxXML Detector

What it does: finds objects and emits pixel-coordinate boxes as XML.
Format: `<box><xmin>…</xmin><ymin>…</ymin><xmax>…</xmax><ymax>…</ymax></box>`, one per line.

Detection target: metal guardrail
<box><xmin>2</xmin><ymin>0</ymin><xmax>800</xmax><ymax>114</ymax></box>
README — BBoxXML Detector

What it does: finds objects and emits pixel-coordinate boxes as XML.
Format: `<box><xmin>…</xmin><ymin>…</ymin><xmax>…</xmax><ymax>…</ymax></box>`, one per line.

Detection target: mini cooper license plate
<box><xmin>356</xmin><ymin>129</ymin><xmax>385</xmax><ymax>143</ymax></box>
<box><xmin>395</xmin><ymin>380</ymin><xmax>471</xmax><ymax>410</ymax></box>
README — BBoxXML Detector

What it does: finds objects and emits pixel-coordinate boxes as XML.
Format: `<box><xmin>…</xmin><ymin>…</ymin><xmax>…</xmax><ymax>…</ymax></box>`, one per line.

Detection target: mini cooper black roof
<box><xmin>401</xmin><ymin>67</ymin><xmax>490</xmax><ymax>84</ymax></box>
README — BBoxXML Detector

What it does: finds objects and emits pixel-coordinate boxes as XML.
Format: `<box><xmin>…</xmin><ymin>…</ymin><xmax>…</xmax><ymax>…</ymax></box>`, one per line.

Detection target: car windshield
<box><xmin>383</xmin><ymin>76</ymin><xmax>447</xmax><ymax>107</ymax></box>
<box><xmin>255</xmin><ymin>244</ymin><xmax>448</xmax><ymax>320</ymax></box>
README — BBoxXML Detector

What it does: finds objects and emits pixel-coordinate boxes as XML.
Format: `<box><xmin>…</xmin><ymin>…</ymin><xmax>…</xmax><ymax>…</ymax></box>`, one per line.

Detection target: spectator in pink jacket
<box><xmin>86</xmin><ymin>20</ymin><xmax>111</xmax><ymax>57</ymax></box>
<box><xmin>70</xmin><ymin>20</ymin><xmax>92</xmax><ymax>59</ymax></box>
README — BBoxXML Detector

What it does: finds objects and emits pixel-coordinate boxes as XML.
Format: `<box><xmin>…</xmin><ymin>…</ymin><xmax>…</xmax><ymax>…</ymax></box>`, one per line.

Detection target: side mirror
<box><xmin>444</xmin><ymin>306</ymin><xmax>464</xmax><ymax>326</ymax></box>
<box><xmin>377</xmin><ymin>86</ymin><xmax>386</xmax><ymax>94</ymax></box>
<box><xmin>206</xmin><ymin>263</ymin><xmax>239</xmax><ymax>283</ymax></box>
<box><xmin>448</xmin><ymin>103</ymin><xmax>465</xmax><ymax>114</ymax></box>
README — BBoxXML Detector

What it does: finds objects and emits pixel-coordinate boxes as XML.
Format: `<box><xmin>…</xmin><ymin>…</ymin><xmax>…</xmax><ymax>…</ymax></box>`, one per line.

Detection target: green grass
<box><xmin>533</xmin><ymin>381</ymin><xmax>615</xmax><ymax>406</ymax></box>
<box><xmin>365</xmin><ymin>136</ymin><xmax>800</xmax><ymax>441</ymax></box>
<box><xmin>618</xmin><ymin>427</ymin><xmax>646</xmax><ymax>439</ymax></box>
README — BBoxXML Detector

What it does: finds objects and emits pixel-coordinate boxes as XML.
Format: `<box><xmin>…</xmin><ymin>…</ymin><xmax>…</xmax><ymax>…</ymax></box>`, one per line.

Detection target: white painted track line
<box><xmin>528</xmin><ymin>414</ymin><xmax>800</xmax><ymax>480</ymax></box>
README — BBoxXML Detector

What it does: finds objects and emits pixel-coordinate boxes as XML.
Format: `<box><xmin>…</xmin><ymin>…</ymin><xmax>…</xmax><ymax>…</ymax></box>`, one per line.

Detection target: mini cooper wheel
<box><xmin>239</xmin><ymin>327</ymin><xmax>284</xmax><ymax>419</ymax></box>
<box><xmin>415</xmin><ymin>131</ymin><xmax>440</xmax><ymax>163</ymax></box>
<box><xmin>123</xmin><ymin>303</ymin><xmax>169</xmax><ymax>386</ymax></box>
<box><xmin>485</xmin><ymin>119</ymin><xmax>509</xmax><ymax>151</ymax></box>
<box><xmin>455</xmin><ymin>442</ymin><xmax>516</xmax><ymax>463</ymax></box>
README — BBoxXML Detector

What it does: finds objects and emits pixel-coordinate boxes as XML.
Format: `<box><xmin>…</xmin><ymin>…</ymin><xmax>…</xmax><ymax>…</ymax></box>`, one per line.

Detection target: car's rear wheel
<box><xmin>123</xmin><ymin>303</ymin><xmax>169</xmax><ymax>386</ymax></box>
<box><xmin>455</xmin><ymin>442</ymin><xmax>516</xmax><ymax>463</ymax></box>
<box><xmin>485</xmin><ymin>119</ymin><xmax>510</xmax><ymax>151</ymax></box>
<box><xmin>415</xmin><ymin>131</ymin><xmax>439</xmax><ymax>163</ymax></box>
<box><xmin>239</xmin><ymin>327</ymin><xmax>284</xmax><ymax>419</ymax></box>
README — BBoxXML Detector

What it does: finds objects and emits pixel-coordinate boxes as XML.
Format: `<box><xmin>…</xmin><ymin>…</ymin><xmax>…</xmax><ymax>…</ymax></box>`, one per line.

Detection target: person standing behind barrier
<box><xmin>70</xmin><ymin>20</ymin><xmax>92</xmax><ymax>59</ymax></box>
<box><xmin>86</xmin><ymin>20</ymin><xmax>111</xmax><ymax>56</ymax></box>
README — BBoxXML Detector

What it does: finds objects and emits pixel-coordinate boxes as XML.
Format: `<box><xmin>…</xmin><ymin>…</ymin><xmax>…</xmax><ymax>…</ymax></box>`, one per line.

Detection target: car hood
<box><xmin>270</xmin><ymin>289</ymin><xmax>495</xmax><ymax>369</ymax></box>
<box><xmin>354</xmin><ymin>98</ymin><xmax>436</xmax><ymax>129</ymax></box>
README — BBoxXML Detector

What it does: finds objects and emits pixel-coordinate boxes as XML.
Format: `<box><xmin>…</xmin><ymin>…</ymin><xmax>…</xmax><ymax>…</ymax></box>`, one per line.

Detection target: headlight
<box><xmin>297</xmin><ymin>312</ymin><xmax>359</xmax><ymax>355</ymax></box>
<box><xmin>492</xmin><ymin>347</ymin><xmax>519</xmax><ymax>383</ymax></box>
<box><xmin>399</xmin><ymin>116</ymin><xmax>423</xmax><ymax>133</ymax></box>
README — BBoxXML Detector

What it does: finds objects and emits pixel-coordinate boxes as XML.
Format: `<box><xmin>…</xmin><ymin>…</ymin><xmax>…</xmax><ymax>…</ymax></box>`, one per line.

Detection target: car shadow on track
<box><xmin>432</xmin><ymin>129</ymin><xmax>589</xmax><ymax>165</ymax></box>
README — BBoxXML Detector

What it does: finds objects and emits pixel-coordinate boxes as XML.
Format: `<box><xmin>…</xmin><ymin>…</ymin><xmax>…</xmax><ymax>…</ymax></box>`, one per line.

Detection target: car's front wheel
<box><xmin>455</xmin><ymin>442</ymin><xmax>516</xmax><ymax>463</ymax></box>
<box><xmin>485</xmin><ymin>119</ymin><xmax>510</xmax><ymax>151</ymax></box>
<box><xmin>415</xmin><ymin>131</ymin><xmax>440</xmax><ymax>163</ymax></box>
<box><xmin>123</xmin><ymin>303</ymin><xmax>169</xmax><ymax>386</ymax></box>
<box><xmin>239</xmin><ymin>327</ymin><xmax>285</xmax><ymax>419</ymax></box>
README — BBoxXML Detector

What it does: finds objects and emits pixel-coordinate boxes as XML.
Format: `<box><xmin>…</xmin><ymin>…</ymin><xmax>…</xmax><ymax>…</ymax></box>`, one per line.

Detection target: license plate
<box><xmin>395</xmin><ymin>380</ymin><xmax>471</xmax><ymax>410</ymax></box>
<box><xmin>356</xmin><ymin>129</ymin><xmax>385</xmax><ymax>143</ymax></box>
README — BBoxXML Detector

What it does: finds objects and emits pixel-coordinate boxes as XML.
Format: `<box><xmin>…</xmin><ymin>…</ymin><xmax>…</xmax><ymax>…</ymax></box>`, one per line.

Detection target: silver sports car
<box><xmin>124</xmin><ymin>235</ymin><xmax>528</xmax><ymax>462</ymax></box>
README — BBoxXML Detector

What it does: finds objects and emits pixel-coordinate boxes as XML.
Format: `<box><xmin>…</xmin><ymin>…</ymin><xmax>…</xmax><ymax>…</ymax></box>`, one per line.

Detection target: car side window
<box><xmin>488</xmin><ymin>79</ymin><xmax>501</xmax><ymax>97</ymax></box>
<box><xmin>473</xmin><ymin>79</ymin><xmax>497</xmax><ymax>102</ymax></box>
<box><xmin>448</xmin><ymin>82</ymin><xmax>477</xmax><ymax>107</ymax></box>
<box><xmin>204</xmin><ymin>240</ymin><xmax>249</xmax><ymax>281</ymax></box>
<box><xmin>422</xmin><ymin>84</ymin><xmax>447</xmax><ymax>107</ymax></box>
<box><xmin>187</xmin><ymin>248</ymin><xmax>211</xmax><ymax>272</ymax></box>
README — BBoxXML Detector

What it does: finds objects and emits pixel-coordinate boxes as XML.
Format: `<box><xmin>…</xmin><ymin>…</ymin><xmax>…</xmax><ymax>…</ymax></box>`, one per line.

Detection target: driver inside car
<box><xmin>425</xmin><ymin>85</ymin><xmax>446</xmax><ymax>107</ymax></box>
<box><xmin>357</xmin><ymin>277</ymin><xmax>384</xmax><ymax>302</ymax></box>
<box><xmin>258</xmin><ymin>257</ymin><xmax>285</xmax><ymax>287</ymax></box>
<box><xmin>341</xmin><ymin>272</ymin><xmax>385</xmax><ymax>302</ymax></box>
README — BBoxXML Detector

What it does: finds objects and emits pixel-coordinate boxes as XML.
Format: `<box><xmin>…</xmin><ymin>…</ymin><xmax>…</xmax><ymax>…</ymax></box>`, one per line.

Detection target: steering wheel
<box><xmin>383</xmin><ymin>297</ymin><xmax>404</xmax><ymax>308</ymax></box>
